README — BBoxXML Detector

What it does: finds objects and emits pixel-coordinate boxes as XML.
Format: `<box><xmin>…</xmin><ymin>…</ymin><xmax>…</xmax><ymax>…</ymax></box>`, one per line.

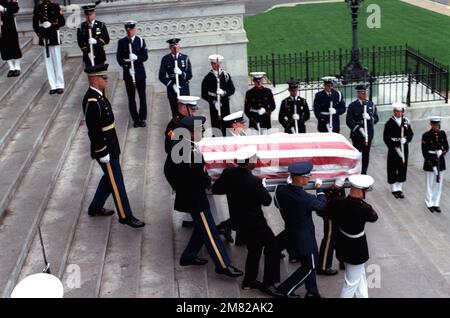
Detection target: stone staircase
<box><xmin>1</xmin><ymin>42</ymin><xmax>450</xmax><ymax>298</ymax></box>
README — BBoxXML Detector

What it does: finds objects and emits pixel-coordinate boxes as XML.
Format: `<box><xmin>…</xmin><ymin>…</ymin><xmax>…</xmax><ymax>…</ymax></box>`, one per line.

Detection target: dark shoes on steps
<box><xmin>88</xmin><ymin>207</ymin><xmax>115</xmax><ymax>217</ymax></box>
<box><xmin>118</xmin><ymin>215</ymin><xmax>145</xmax><ymax>228</ymax></box>
<box><xmin>215</xmin><ymin>265</ymin><xmax>243</xmax><ymax>277</ymax></box>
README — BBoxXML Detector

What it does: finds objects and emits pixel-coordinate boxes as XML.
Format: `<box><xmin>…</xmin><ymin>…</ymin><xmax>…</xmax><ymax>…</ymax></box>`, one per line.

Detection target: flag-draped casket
<box><xmin>198</xmin><ymin>133</ymin><xmax>362</xmax><ymax>186</ymax></box>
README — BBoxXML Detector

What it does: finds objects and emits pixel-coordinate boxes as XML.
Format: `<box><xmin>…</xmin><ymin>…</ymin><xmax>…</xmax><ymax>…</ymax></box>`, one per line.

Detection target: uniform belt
<box><xmin>428</xmin><ymin>150</ymin><xmax>439</xmax><ymax>154</ymax></box>
<box><xmin>208</xmin><ymin>92</ymin><xmax>217</xmax><ymax>97</ymax></box>
<box><xmin>339</xmin><ymin>228</ymin><xmax>365</xmax><ymax>239</ymax></box>
<box><xmin>250</xmin><ymin>108</ymin><xmax>261</xmax><ymax>113</ymax></box>
<box><xmin>102</xmin><ymin>123</ymin><xmax>115</xmax><ymax>132</ymax></box>
<box><xmin>320</xmin><ymin>112</ymin><xmax>330</xmax><ymax>115</ymax></box>
<box><xmin>391</xmin><ymin>138</ymin><xmax>401</xmax><ymax>142</ymax></box>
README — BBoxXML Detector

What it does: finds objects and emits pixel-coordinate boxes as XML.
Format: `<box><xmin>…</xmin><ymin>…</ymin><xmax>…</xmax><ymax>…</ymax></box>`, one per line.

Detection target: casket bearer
<box><xmin>421</xmin><ymin>117</ymin><xmax>449</xmax><ymax>213</ymax></box>
<box><xmin>383</xmin><ymin>102</ymin><xmax>414</xmax><ymax>199</ymax></box>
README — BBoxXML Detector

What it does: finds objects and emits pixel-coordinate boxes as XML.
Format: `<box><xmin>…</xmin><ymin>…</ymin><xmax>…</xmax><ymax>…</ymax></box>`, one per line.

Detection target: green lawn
<box><xmin>244</xmin><ymin>0</ymin><xmax>450</xmax><ymax>67</ymax></box>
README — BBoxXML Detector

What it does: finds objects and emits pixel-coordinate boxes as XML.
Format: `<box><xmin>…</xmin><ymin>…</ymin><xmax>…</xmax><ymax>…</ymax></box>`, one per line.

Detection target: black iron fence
<box><xmin>248</xmin><ymin>46</ymin><xmax>449</xmax><ymax>106</ymax></box>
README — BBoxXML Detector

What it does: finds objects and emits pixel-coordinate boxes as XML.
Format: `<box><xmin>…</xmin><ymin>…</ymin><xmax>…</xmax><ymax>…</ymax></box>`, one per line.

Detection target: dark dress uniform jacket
<box><xmin>77</xmin><ymin>20</ymin><xmax>110</xmax><ymax>66</ymax></box>
<box><xmin>346</xmin><ymin>100</ymin><xmax>379</xmax><ymax>140</ymax></box>
<box><xmin>421</xmin><ymin>129</ymin><xmax>449</xmax><ymax>172</ymax></box>
<box><xmin>211</xmin><ymin>166</ymin><xmax>272</xmax><ymax>239</ymax></box>
<box><xmin>32</xmin><ymin>1</ymin><xmax>65</xmax><ymax>46</ymax></box>
<box><xmin>0</xmin><ymin>0</ymin><xmax>22</xmax><ymax>60</ymax></box>
<box><xmin>313</xmin><ymin>89</ymin><xmax>346</xmax><ymax>132</ymax></box>
<box><xmin>164</xmin><ymin>112</ymin><xmax>185</xmax><ymax>154</ymax></box>
<box><xmin>159</xmin><ymin>53</ymin><xmax>192</xmax><ymax>97</ymax></box>
<box><xmin>383</xmin><ymin>117</ymin><xmax>414</xmax><ymax>152</ymax></box>
<box><xmin>278</xmin><ymin>95</ymin><xmax>310</xmax><ymax>133</ymax></box>
<box><xmin>244</xmin><ymin>87</ymin><xmax>276</xmax><ymax>129</ymax></box>
<box><xmin>328</xmin><ymin>196</ymin><xmax>378</xmax><ymax>265</ymax></box>
<box><xmin>117</xmin><ymin>36</ymin><xmax>148</xmax><ymax>81</ymax></box>
<box><xmin>82</xmin><ymin>87</ymin><xmax>120</xmax><ymax>160</ymax></box>
<box><xmin>201</xmin><ymin>70</ymin><xmax>235</xmax><ymax>104</ymax></box>
<box><xmin>164</xmin><ymin>139</ymin><xmax>211</xmax><ymax>213</ymax></box>
<box><xmin>275</xmin><ymin>185</ymin><xmax>326</xmax><ymax>257</ymax></box>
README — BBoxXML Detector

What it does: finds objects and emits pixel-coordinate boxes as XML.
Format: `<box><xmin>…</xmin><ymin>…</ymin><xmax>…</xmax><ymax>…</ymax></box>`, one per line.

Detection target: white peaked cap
<box><xmin>11</xmin><ymin>273</ymin><xmax>64</xmax><ymax>298</ymax></box>
<box><xmin>250</xmin><ymin>72</ymin><xmax>266</xmax><ymax>79</ymax></box>
<box><xmin>208</xmin><ymin>54</ymin><xmax>224</xmax><ymax>62</ymax></box>
<box><xmin>348</xmin><ymin>174</ymin><xmax>374</xmax><ymax>190</ymax></box>
<box><xmin>178</xmin><ymin>95</ymin><xmax>200</xmax><ymax>105</ymax></box>
<box><xmin>235</xmin><ymin>146</ymin><xmax>258</xmax><ymax>161</ymax></box>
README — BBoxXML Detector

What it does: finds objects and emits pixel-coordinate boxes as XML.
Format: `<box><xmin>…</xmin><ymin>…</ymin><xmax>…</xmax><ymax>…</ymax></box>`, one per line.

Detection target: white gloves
<box><xmin>42</xmin><ymin>21</ymin><xmax>52</xmax><ymax>29</ymax></box>
<box><xmin>216</xmin><ymin>88</ymin><xmax>226</xmax><ymax>96</ymax></box>
<box><xmin>129</xmin><ymin>53</ymin><xmax>138</xmax><ymax>61</ymax></box>
<box><xmin>363</xmin><ymin>112</ymin><xmax>371</xmax><ymax>120</ymax></box>
<box><xmin>395</xmin><ymin>147</ymin><xmax>404</xmax><ymax>160</ymax></box>
<box><xmin>286</xmin><ymin>175</ymin><xmax>293</xmax><ymax>184</ymax></box>
<box><xmin>174</xmin><ymin>67</ymin><xmax>182</xmax><ymax>75</ymax></box>
<box><xmin>292</xmin><ymin>113</ymin><xmax>300</xmax><ymax>120</ymax></box>
<box><xmin>315</xmin><ymin>179</ymin><xmax>323</xmax><ymax>189</ymax></box>
<box><xmin>262</xmin><ymin>178</ymin><xmax>267</xmax><ymax>188</ymax></box>
<box><xmin>328</xmin><ymin>107</ymin><xmax>337</xmax><ymax>115</ymax></box>
<box><xmin>88</xmin><ymin>52</ymin><xmax>95</xmax><ymax>62</ymax></box>
<box><xmin>437</xmin><ymin>150</ymin><xmax>443</xmax><ymax>157</ymax></box>
<box><xmin>400</xmin><ymin>137</ymin><xmax>407</xmax><ymax>145</ymax></box>
<box><xmin>88</xmin><ymin>38</ymin><xmax>97</xmax><ymax>45</ymax></box>
<box><xmin>326</xmin><ymin>123</ymin><xmax>332</xmax><ymax>133</ymax></box>
<box><xmin>359</xmin><ymin>127</ymin><xmax>367</xmax><ymax>138</ymax></box>
<box><xmin>257</xmin><ymin>108</ymin><xmax>266</xmax><ymax>116</ymax></box>
<box><xmin>433</xmin><ymin>166</ymin><xmax>439</xmax><ymax>176</ymax></box>
<box><xmin>172</xmin><ymin>84</ymin><xmax>180</xmax><ymax>95</ymax></box>
<box><xmin>214</xmin><ymin>101</ymin><xmax>220</xmax><ymax>112</ymax></box>
<box><xmin>0</xmin><ymin>5</ymin><xmax>6</xmax><ymax>12</ymax></box>
<box><xmin>99</xmin><ymin>154</ymin><xmax>110</xmax><ymax>163</ymax></box>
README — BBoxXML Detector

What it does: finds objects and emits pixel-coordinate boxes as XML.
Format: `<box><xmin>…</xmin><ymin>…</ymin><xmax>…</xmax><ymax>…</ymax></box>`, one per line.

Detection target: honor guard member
<box><xmin>316</xmin><ymin>178</ymin><xmax>346</xmax><ymax>276</ymax></box>
<box><xmin>77</xmin><ymin>2</ymin><xmax>110</xmax><ymax>67</ymax></box>
<box><xmin>274</xmin><ymin>162</ymin><xmax>326</xmax><ymax>298</ymax></box>
<box><xmin>82</xmin><ymin>64</ymin><xmax>145</xmax><ymax>228</ymax></box>
<box><xmin>159</xmin><ymin>38</ymin><xmax>193</xmax><ymax>117</ymax></box>
<box><xmin>421</xmin><ymin>117</ymin><xmax>449</xmax><ymax>213</ymax></box>
<box><xmin>212</xmin><ymin>146</ymin><xmax>281</xmax><ymax>295</ymax></box>
<box><xmin>223</xmin><ymin>111</ymin><xmax>247</xmax><ymax>137</ymax></box>
<box><xmin>383</xmin><ymin>102</ymin><xmax>414</xmax><ymax>198</ymax></box>
<box><xmin>117</xmin><ymin>20</ymin><xmax>148</xmax><ymax>128</ymax></box>
<box><xmin>33</xmin><ymin>0</ymin><xmax>65</xmax><ymax>94</ymax></box>
<box><xmin>0</xmin><ymin>0</ymin><xmax>22</xmax><ymax>77</ymax></box>
<box><xmin>346</xmin><ymin>84</ymin><xmax>379</xmax><ymax>174</ymax></box>
<box><xmin>244</xmin><ymin>72</ymin><xmax>276</xmax><ymax>133</ymax></box>
<box><xmin>278</xmin><ymin>80</ymin><xmax>310</xmax><ymax>134</ymax></box>
<box><xmin>328</xmin><ymin>175</ymin><xmax>378</xmax><ymax>298</ymax></box>
<box><xmin>164</xmin><ymin>116</ymin><xmax>243</xmax><ymax>278</ymax></box>
<box><xmin>313</xmin><ymin>77</ymin><xmax>346</xmax><ymax>133</ymax></box>
<box><xmin>201</xmin><ymin>54</ymin><xmax>236</xmax><ymax>137</ymax></box>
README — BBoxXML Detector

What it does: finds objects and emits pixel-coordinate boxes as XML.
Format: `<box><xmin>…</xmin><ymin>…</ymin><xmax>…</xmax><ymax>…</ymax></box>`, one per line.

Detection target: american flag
<box><xmin>199</xmin><ymin>132</ymin><xmax>362</xmax><ymax>183</ymax></box>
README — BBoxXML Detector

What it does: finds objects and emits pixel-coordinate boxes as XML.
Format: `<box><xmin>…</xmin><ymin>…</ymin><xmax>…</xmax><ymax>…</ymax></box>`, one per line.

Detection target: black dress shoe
<box><xmin>305</xmin><ymin>292</ymin><xmax>322</xmax><ymax>298</ymax></box>
<box><xmin>88</xmin><ymin>207</ymin><xmax>115</xmax><ymax>217</ymax></box>
<box><xmin>286</xmin><ymin>292</ymin><xmax>301</xmax><ymax>298</ymax></box>
<box><xmin>7</xmin><ymin>70</ymin><xmax>14</xmax><ymax>77</ymax></box>
<box><xmin>279</xmin><ymin>252</ymin><xmax>286</xmax><ymax>259</ymax></box>
<box><xmin>259</xmin><ymin>285</ymin><xmax>285</xmax><ymax>298</ymax></box>
<box><xmin>242</xmin><ymin>280</ymin><xmax>263</xmax><ymax>290</ymax></box>
<box><xmin>14</xmin><ymin>70</ymin><xmax>21</xmax><ymax>77</ymax></box>
<box><xmin>434</xmin><ymin>206</ymin><xmax>441</xmax><ymax>213</ymax></box>
<box><xmin>392</xmin><ymin>192</ymin><xmax>399</xmax><ymax>199</ymax></box>
<box><xmin>56</xmin><ymin>88</ymin><xmax>64</xmax><ymax>94</ymax></box>
<box><xmin>317</xmin><ymin>268</ymin><xmax>338</xmax><ymax>276</ymax></box>
<box><xmin>217</xmin><ymin>226</ymin><xmax>234</xmax><ymax>243</ymax></box>
<box><xmin>180</xmin><ymin>257</ymin><xmax>208</xmax><ymax>266</ymax></box>
<box><xmin>140</xmin><ymin>120</ymin><xmax>146</xmax><ymax>127</ymax></box>
<box><xmin>119</xmin><ymin>215</ymin><xmax>145</xmax><ymax>228</ymax></box>
<box><xmin>49</xmin><ymin>89</ymin><xmax>57</xmax><ymax>95</ymax></box>
<box><xmin>428</xmin><ymin>207</ymin><xmax>435</xmax><ymax>213</ymax></box>
<box><xmin>182</xmin><ymin>220</ymin><xmax>194</xmax><ymax>228</ymax></box>
<box><xmin>215</xmin><ymin>265</ymin><xmax>243</xmax><ymax>277</ymax></box>
<box><xmin>397</xmin><ymin>191</ymin><xmax>405</xmax><ymax>199</ymax></box>
<box><xmin>133</xmin><ymin>122</ymin><xmax>140</xmax><ymax>128</ymax></box>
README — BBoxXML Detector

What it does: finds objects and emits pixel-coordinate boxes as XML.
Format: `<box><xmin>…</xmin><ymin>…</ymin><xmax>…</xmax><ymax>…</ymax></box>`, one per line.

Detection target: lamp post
<box><xmin>341</xmin><ymin>0</ymin><xmax>369</xmax><ymax>83</ymax></box>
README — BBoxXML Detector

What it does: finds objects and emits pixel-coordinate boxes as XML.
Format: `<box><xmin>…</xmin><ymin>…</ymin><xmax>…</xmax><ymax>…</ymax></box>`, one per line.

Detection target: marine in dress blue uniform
<box><xmin>274</xmin><ymin>162</ymin><xmax>326</xmax><ymax>298</ymax></box>
<box><xmin>163</xmin><ymin>116</ymin><xmax>243</xmax><ymax>277</ymax></box>
<box><xmin>82</xmin><ymin>64</ymin><xmax>145</xmax><ymax>228</ymax></box>
<box><xmin>117</xmin><ymin>20</ymin><xmax>148</xmax><ymax>128</ymax></box>
<box><xmin>278</xmin><ymin>80</ymin><xmax>310</xmax><ymax>134</ymax></box>
<box><xmin>159</xmin><ymin>38</ymin><xmax>193</xmax><ymax>117</ymax></box>
<box><xmin>346</xmin><ymin>84</ymin><xmax>379</xmax><ymax>174</ymax></box>
<box><xmin>313</xmin><ymin>77</ymin><xmax>346</xmax><ymax>133</ymax></box>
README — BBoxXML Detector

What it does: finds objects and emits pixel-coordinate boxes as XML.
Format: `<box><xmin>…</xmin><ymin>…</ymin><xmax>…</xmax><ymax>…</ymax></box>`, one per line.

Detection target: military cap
<box><xmin>124</xmin><ymin>20</ymin><xmax>137</xmax><ymax>30</ymax></box>
<box><xmin>322</xmin><ymin>76</ymin><xmax>337</xmax><ymax>85</ymax></box>
<box><xmin>355</xmin><ymin>84</ymin><xmax>369</xmax><ymax>92</ymax></box>
<box><xmin>166</xmin><ymin>38</ymin><xmax>181</xmax><ymax>46</ymax></box>
<box><xmin>85</xmin><ymin>63</ymin><xmax>109</xmax><ymax>77</ymax></box>
<box><xmin>11</xmin><ymin>273</ymin><xmax>64</xmax><ymax>298</ymax></box>
<box><xmin>235</xmin><ymin>146</ymin><xmax>258</xmax><ymax>163</ymax></box>
<box><xmin>288</xmin><ymin>161</ymin><xmax>313</xmax><ymax>176</ymax></box>
<box><xmin>428</xmin><ymin>116</ymin><xmax>442</xmax><ymax>124</ymax></box>
<box><xmin>392</xmin><ymin>102</ymin><xmax>406</xmax><ymax>110</ymax></box>
<box><xmin>223</xmin><ymin>111</ymin><xmax>245</xmax><ymax>125</ymax></box>
<box><xmin>81</xmin><ymin>1</ymin><xmax>100</xmax><ymax>14</ymax></box>
<box><xmin>180</xmin><ymin>116</ymin><xmax>206</xmax><ymax>132</ymax></box>
<box><xmin>287</xmin><ymin>80</ymin><xmax>300</xmax><ymax>88</ymax></box>
<box><xmin>178</xmin><ymin>95</ymin><xmax>200</xmax><ymax>107</ymax></box>
<box><xmin>348</xmin><ymin>174</ymin><xmax>374</xmax><ymax>190</ymax></box>
<box><xmin>209</xmin><ymin>54</ymin><xmax>224</xmax><ymax>63</ymax></box>
<box><xmin>250</xmin><ymin>72</ymin><xmax>266</xmax><ymax>80</ymax></box>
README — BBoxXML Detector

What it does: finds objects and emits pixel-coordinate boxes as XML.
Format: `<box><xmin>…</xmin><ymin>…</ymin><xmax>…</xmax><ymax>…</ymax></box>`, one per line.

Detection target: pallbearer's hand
<box><xmin>262</xmin><ymin>178</ymin><xmax>267</xmax><ymax>188</ymax></box>
<box><xmin>314</xmin><ymin>179</ymin><xmax>322</xmax><ymax>189</ymax></box>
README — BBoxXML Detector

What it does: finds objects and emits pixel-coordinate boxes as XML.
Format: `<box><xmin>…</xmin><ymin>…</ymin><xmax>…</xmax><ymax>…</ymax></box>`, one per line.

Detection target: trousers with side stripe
<box><xmin>276</xmin><ymin>253</ymin><xmax>319</xmax><ymax>296</ymax></box>
<box><xmin>318</xmin><ymin>218</ymin><xmax>338</xmax><ymax>271</ymax></box>
<box><xmin>89</xmin><ymin>159</ymin><xmax>133</xmax><ymax>219</ymax></box>
<box><xmin>182</xmin><ymin>209</ymin><xmax>231</xmax><ymax>270</ymax></box>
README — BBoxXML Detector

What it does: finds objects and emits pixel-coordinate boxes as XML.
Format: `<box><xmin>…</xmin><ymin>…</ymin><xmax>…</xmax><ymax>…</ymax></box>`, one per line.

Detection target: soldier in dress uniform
<box><xmin>159</xmin><ymin>38</ymin><xmax>193</xmax><ymax>117</ymax></box>
<box><xmin>223</xmin><ymin>111</ymin><xmax>247</xmax><ymax>137</ymax></box>
<box><xmin>163</xmin><ymin>115</ymin><xmax>243</xmax><ymax>278</ymax></box>
<box><xmin>346</xmin><ymin>84</ymin><xmax>379</xmax><ymax>174</ymax></box>
<box><xmin>274</xmin><ymin>162</ymin><xmax>326</xmax><ymax>298</ymax></box>
<box><xmin>383</xmin><ymin>102</ymin><xmax>414</xmax><ymax>199</ymax></box>
<box><xmin>82</xmin><ymin>64</ymin><xmax>145</xmax><ymax>228</ymax></box>
<box><xmin>278</xmin><ymin>80</ymin><xmax>310</xmax><ymax>134</ymax></box>
<box><xmin>212</xmin><ymin>146</ymin><xmax>281</xmax><ymax>295</ymax></box>
<box><xmin>421</xmin><ymin>117</ymin><xmax>449</xmax><ymax>213</ymax></box>
<box><xmin>316</xmin><ymin>178</ymin><xmax>346</xmax><ymax>276</ymax></box>
<box><xmin>77</xmin><ymin>2</ymin><xmax>110</xmax><ymax>67</ymax></box>
<box><xmin>0</xmin><ymin>0</ymin><xmax>22</xmax><ymax>77</ymax></box>
<box><xmin>313</xmin><ymin>77</ymin><xmax>346</xmax><ymax>133</ymax></box>
<box><xmin>327</xmin><ymin>175</ymin><xmax>378</xmax><ymax>298</ymax></box>
<box><xmin>32</xmin><ymin>0</ymin><xmax>65</xmax><ymax>94</ymax></box>
<box><xmin>117</xmin><ymin>20</ymin><xmax>148</xmax><ymax>128</ymax></box>
<box><xmin>201</xmin><ymin>54</ymin><xmax>235</xmax><ymax>137</ymax></box>
<box><xmin>244</xmin><ymin>72</ymin><xmax>276</xmax><ymax>134</ymax></box>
